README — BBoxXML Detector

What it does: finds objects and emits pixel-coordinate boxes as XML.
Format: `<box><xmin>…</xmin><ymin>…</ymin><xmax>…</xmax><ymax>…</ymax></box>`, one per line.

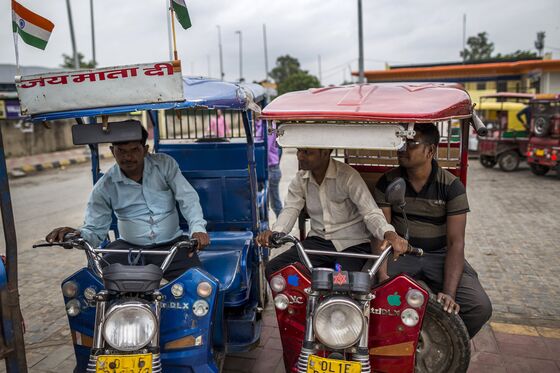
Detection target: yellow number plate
<box><xmin>307</xmin><ymin>355</ymin><xmax>362</xmax><ymax>373</ymax></box>
<box><xmin>535</xmin><ymin>149</ymin><xmax>545</xmax><ymax>156</ymax></box>
<box><xmin>96</xmin><ymin>353</ymin><xmax>152</xmax><ymax>373</ymax></box>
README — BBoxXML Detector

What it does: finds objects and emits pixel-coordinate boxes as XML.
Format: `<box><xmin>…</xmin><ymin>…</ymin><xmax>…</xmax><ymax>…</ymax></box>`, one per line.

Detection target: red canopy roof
<box><xmin>262</xmin><ymin>83</ymin><xmax>473</xmax><ymax>122</ymax></box>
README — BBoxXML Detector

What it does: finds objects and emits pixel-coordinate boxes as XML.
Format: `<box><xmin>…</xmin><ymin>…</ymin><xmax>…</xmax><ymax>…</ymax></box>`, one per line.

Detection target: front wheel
<box><xmin>497</xmin><ymin>151</ymin><xmax>520</xmax><ymax>172</ymax></box>
<box><xmin>529</xmin><ymin>163</ymin><xmax>550</xmax><ymax>176</ymax></box>
<box><xmin>415</xmin><ymin>296</ymin><xmax>471</xmax><ymax>373</ymax></box>
<box><xmin>479</xmin><ymin>156</ymin><xmax>497</xmax><ymax>168</ymax></box>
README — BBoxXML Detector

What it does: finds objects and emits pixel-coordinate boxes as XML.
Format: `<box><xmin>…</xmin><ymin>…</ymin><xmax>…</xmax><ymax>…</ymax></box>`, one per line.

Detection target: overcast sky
<box><xmin>2</xmin><ymin>0</ymin><xmax>559</xmax><ymax>85</ymax></box>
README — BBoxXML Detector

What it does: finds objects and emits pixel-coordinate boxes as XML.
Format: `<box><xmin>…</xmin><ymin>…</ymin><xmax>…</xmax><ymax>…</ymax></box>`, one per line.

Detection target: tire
<box><xmin>529</xmin><ymin>164</ymin><xmax>550</xmax><ymax>176</ymax></box>
<box><xmin>415</xmin><ymin>296</ymin><xmax>471</xmax><ymax>373</ymax></box>
<box><xmin>479</xmin><ymin>156</ymin><xmax>497</xmax><ymax>168</ymax></box>
<box><xmin>534</xmin><ymin>116</ymin><xmax>551</xmax><ymax>137</ymax></box>
<box><xmin>497</xmin><ymin>151</ymin><xmax>520</xmax><ymax>172</ymax></box>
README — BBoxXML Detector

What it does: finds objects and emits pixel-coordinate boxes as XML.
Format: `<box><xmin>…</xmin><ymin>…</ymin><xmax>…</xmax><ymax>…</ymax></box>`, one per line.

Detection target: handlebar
<box><xmin>34</xmin><ymin>237</ymin><xmax>198</xmax><ymax>277</ymax></box>
<box><xmin>472</xmin><ymin>112</ymin><xmax>488</xmax><ymax>137</ymax></box>
<box><xmin>265</xmin><ymin>232</ymin><xmax>423</xmax><ymax>281</ymax></box>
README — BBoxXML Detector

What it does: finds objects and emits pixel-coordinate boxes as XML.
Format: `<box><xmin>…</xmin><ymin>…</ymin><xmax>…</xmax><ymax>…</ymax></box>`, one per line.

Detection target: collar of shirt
<box><xmin>110</xmin><ymin>154</ymin><xmax>153</xmax><ymax>185</ymax></box>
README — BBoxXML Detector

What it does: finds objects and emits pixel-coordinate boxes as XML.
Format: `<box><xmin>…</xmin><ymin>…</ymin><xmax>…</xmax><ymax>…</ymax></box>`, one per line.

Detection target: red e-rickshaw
<box><xmin>526</xmin><ymin>93</ymin><xmax>560</xmax><ymax>178</ymax></box>
<box><xmin>260</xmin><ymin>83</ymin><xmax>487</xmax><ymax>373</ymax></box>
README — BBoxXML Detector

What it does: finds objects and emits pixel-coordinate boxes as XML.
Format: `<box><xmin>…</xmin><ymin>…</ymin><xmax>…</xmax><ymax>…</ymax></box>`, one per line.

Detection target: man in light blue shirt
<box><xmin>46</xmin><ymin>124</ymin><xmax>209</xmax><ymax>280</ymax></box>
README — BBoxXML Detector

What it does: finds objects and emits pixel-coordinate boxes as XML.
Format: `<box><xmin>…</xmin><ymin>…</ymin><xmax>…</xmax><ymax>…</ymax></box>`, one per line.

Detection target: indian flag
<box><xmin>12</xmin><ymin>0</ymin><xmax>54</xmax><ymax>50</ymax></box>
<box><xmin>172</xmin><ymin>0</ymin><xmax>192</xmax><ymax>30</ymax></box>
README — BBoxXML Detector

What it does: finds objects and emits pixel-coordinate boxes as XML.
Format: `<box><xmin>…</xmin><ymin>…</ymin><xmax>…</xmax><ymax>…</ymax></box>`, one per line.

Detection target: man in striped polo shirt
<box><xmin>373</xmin><ymin>123</ymin><xmax>492</xmax><ymax>338</ymax></box>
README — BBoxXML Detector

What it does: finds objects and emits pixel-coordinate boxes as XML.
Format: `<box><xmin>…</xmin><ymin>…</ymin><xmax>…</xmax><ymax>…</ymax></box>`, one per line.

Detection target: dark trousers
<box><xmin>103</xmin><ymin>235</ymin><xmax>202</xmax><ymax>281</ymax></box>
<box><xmin>388</xmin><ymin>250</ymin><xmax>492</xmax><ymax>338</ymax></box>
<box><xmin>266</xmin><ymin>236</ymin><xmax>370</xmax><ymax>278</ymax></box>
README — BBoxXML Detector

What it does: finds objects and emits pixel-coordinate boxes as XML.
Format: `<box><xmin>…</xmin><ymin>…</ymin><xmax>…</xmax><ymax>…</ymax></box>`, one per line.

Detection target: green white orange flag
<box><xmin>172</xmin><ymin>0</ymin><xmax>192</xmax><ymax>30</ymax></box>
<box><xmin>12</xmin><ymin>0</ymin><xmax>54</xmax><ymax>50</ymax></box>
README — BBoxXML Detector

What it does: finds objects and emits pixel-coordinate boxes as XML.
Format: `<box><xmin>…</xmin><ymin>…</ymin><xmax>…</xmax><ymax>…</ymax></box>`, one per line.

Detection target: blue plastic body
<box><xmin>47</xmin><ymin>78</ymin><xmax>269</xmax><ymax>371</ymax></box>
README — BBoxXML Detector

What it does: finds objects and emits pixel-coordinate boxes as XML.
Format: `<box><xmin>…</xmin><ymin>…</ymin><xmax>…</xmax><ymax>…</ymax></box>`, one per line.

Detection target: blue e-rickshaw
<box><xmin>26</xmin><ymin>76</ymin><xmax>270</xmax><ymax>372</ymax></box>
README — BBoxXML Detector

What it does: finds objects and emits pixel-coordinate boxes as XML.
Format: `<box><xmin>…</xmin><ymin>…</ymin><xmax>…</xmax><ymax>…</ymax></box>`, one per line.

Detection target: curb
<box><xmin>9</xmin><ymin>152</ymin><xmax>113</xmax><ymax>178</ymax></box>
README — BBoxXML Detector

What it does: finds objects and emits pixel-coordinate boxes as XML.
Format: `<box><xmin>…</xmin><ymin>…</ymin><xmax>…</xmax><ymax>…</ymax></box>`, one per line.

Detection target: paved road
<box><xmin>0</xmin><ymin>152</ymin><xmax>558</xmax><ymax>371</ymax></box>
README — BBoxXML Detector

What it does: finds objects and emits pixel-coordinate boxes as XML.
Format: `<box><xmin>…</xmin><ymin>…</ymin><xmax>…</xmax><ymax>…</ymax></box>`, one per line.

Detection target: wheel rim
<box><xmin>415</xmin><ymin>316</ymin><xmax>454</xmax><ymax>373</ymax></box>
<box><xmin>500</xmin><ymin>153</ymin><xmax>518</xmax><ymax>171</ymax></box>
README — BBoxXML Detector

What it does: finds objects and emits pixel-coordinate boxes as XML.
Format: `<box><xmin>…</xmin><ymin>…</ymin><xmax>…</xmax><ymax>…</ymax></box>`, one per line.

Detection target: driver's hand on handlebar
<box><xmin>437</xmin><ymin>292</ymin><xmax>460</xmax><ymax>314</ymax></box>
<box><xmin>256</xmin><ymin>230</ymin><xmax>273</xmax><ymax>247</ymax></box>
<box><xmin>191</xmin><ymin>232</ymin><xmax>210</xmax><ymax>251</ymax></box>
<box><xmin>46</xmin><ymin>227</ymin><xmax>80</xmax><ymax>243</ymax></box>
<box><xmin>381</xmin><ymin>231</ymin><xmax>408</xmax><ymax>260</ymax></box>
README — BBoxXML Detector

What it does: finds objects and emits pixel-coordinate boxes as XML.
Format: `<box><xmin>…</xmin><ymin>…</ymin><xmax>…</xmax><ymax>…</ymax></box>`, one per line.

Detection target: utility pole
<box><xmin>90</xmin><ymin>0</ymin><xmax>96</xmax><ymax>66</ymax></box>
<box><xmin>167</xmin><ymin>3</ymin><xmax>173</xmax><ymax>60</ymax></box>
<box><xmin>263</xmin><ymin>24</ymin><xmax>269</xmax><ymax>81</ymax></box>
<box><xmin>217</xmin><ymin>25</ymin><xmax>224</xmax><ymax>80</ymax></box>
<box><xmin>462</xmin><ymin>14</ymin><xmax>467</xmax><ymax>62</ymax></box>
<box><xmin>235</xmin><ymin>30</ymin><xmax>243</xmax><ymax>82</ymax></box>
<box><xmin>318</xmin><ymin>55</ymin><xmax>322</xmax><ymax>86</ymax></box>
<box><xmin>357</xmin><ymin>0</ymin><xmax>365</xmax><ymax>83</ymax></box>
<box><xmin>65</xmin><ymin>0</ymin><xmax>79</xmax><ymax>69</ymax></box>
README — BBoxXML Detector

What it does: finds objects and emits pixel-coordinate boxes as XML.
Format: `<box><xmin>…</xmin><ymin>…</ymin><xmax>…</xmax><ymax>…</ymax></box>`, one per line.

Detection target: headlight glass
<box><xmin>313</xmin><ymin>297</ymin><xmax>364</xmax><ymax>349</ymax></box>
<box><xmin>406</xmin><ymin>289</ymin><xmax>425</xmax><ymax>308</ymax></box>
<box><xmin>197</xmin><ymin>281</ymin><xmax>213</xmax><ymax>298</ymax></box>
<box><xmin>274</xmin><ymin>294</ymin><xmax>289</xmax><ymax>310</ymax></box>
<box><xmin>103</xmin><ymin>303</ymin><xmax>157</xmax><ymax>351</ymax></box>
<box><xmin>270</xmin><ymin>275</ymin><xmax>286</xmax><ymax>293</ymax></box>
<box><xmin>401</xmin><ymin>308</ymin><xmax>420</xmax><ymax>327</ymax></box>
<box><xmin>171</xmin><ymin>283</ymin><xmax>184</xmax><ymax>298</ymax></box>
<box><xmin>66</xmin><ymin>299</ymin><xmax>81</xmax><ymax>317</ymax></box>
<box><xmin>62</xmin><ymin>281</ymin><xmax>78</xmax><ymax>298</ymax></box>
<box><xmin>193</xmin><ymin>300</ymin><xmax>209</xmax><ymax>317</ymax></box>
<box><xmin>83</xmin><ymin>287</ymin><xmax>97</xmax><ymax>301</ymax></box>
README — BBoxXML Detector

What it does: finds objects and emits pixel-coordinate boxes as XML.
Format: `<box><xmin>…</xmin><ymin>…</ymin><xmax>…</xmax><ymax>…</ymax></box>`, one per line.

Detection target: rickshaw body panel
<box><xmin>269</xmin><ymin>263</ymin><xmax>428</xmax><ymax>373</ymax></box>
<box><xmin>527</xmin><ymin>137</ymin><xmax>560</xmax><ymax>168</ymax></box>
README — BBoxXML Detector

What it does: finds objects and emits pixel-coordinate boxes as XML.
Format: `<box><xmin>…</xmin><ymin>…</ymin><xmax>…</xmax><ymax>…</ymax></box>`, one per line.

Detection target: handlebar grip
<box><xmin>269</xmin><ymin>232</ymin><xmax>286</xmax><ymax>247</ymax></box>
<box><xmin>406</xmin><ymin>246</ymin><xmax>424</xmax><ymax>256</ymax></box>
<box><xmin>179</xmin><ymin>239</ymin><xmax>198</xmax><ymax>253</ymax></box>
<box><xmin>472</xmin><ymin>113</ymin><xmax>488</xmax><ymax>137</ymax></box>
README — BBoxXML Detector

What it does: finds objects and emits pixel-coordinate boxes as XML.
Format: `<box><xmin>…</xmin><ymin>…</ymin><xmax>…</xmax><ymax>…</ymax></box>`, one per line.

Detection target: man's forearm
<box><xmin>443</xmin><ymin>244</ymin><xmax>464</xmax><ymax>298</ymax></box>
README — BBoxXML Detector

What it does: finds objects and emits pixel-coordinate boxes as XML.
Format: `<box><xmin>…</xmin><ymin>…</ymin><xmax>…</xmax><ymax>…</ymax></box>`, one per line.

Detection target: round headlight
<box><xmin>66</xmin><ymin>299</ymin><xmax>81</xmax><ymax>317</ymax></box>
<box><xmin>197</xmin><ymin>282</ymin><xmax>213</xmax><ymax>298</ymax></box>
<box><xmin>401</xmin><ymin>308</ymin><xmax>420</xmax><ymax>327</ymax></box>
<box><xmin>171</xmin><ymin>283</ymin><xmax>184</xmax><ymax>298</ymax></box>
<box><xmin>313</xmin><ymin>297</ymin><xmax>364</xmax><ymax>349</ymax></box>
<box><xmin>103</xmin><ymin>303</ymin><xmax>157</xmax><ymax>351</ymax></box>
<box><xmin>83</xmin><ymin>287</ymin><xmax>97</xmax><ymax>301</ymax></box>
<box><xmin>62</xmin><ymin>281</ymin><xmax>78</xmax><ymax>298</ymax></box>
<box><xmin>274</xmin><ymin>294</ymin><xmax>289</xmax><ymax>310</ymax></box>
<box><xmin>193</xmin><ymin>300</ymin><xmax>210</xmax><ymax>317</ymax></box>
<box><xmin>270</xmin><ymin>275</ymin><xmax>286</xmax><ymax>293</ymax></box>
<box><xmin>406</xmin><ymin>289</ymin><xmax>425</xmax><ymax>308</ymax></box>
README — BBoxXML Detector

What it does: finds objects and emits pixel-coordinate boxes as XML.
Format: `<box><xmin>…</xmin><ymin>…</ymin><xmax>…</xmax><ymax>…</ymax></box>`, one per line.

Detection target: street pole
<box><xmin>65</xmin><ymin>0</ymin><xmax>79</xmax><ymax>69</ymax></box>
<box><xmin>263</xmin><ymin>24</ymin><xmax>269</xmax><ymax>81</ymax></box>
<box><xmin>235</xmin><ymin>30</ymin><xmax>243</xmax><ymax>82</ymax></box>
<box><xmin>167</xmin><ymin>3</ymin><xmax>173</xmax><ymax>60</ymax></box>
<box><xmin>90</xmin><ymin>0</ymin><xmax>96</xmax><ymax>66</ymax></box>
<box><xmin>357</xmin><ymin>0</ymin><xmax>365</xmax><ymax>83</ymax></box>
<box><xmin>462</xmin><ymin>14</ymin><xmax>466</xmax><ymax>62</ymax></box>
<box><xmin>217</xmin><ymin>25</ymin><xmax>224</xmax><ymax>80</ymax></box>
<box><xmin>318</xmin><ymin>55</ymin><xmax>322</xmax><ymax>85</ymax></box>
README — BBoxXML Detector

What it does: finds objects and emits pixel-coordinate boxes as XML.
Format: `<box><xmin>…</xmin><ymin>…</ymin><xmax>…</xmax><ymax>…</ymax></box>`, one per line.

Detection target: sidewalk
<box><xmin>6</xmin><ymin>145</ymin><xmax>113</xmax><ymax>177</ymax></box>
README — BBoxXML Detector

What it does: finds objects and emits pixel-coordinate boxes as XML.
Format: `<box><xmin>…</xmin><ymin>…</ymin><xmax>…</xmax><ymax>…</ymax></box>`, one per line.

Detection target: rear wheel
<box><xmin>497</xmin><ymin>151</ymin><xmax>520</xmax><ymax>172</ymax></box>
<box><xmin>529</xmin><ymin>163</ymin><xmax>550</xmax><ymax>176</ymax></box>
<box><xmin>415</xmin><ymin>296</ymin><xmax>470</xmax><ymax>373</ymax></box>
<box><xmin>479</xmin><ymin>156</ymin><xmax>497</xmax><ymax>168</ymax></box>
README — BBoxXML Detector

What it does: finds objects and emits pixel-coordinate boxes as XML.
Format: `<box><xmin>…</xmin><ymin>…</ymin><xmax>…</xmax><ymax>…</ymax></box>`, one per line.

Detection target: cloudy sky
<box><xmin>2</xmin><ymin>0</ymin><xmax>559</xmax><ymax>85</ymax></box>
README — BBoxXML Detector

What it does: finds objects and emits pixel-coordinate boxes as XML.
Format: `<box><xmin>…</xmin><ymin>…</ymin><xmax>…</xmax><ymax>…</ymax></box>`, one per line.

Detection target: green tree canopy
<box><xmin>460</xmin><ymin>32</ymin><xmax>494</xmax><ymax>61</ymax></box>
<box><xmin>270</xmin><ymin>55</ymin><xmax>320</xmax><ymax>95</ymax></box>
<box><xmin>61</xmin><ymin>53</ymin><xmax>96</xmax><ymax>69</ymax></box>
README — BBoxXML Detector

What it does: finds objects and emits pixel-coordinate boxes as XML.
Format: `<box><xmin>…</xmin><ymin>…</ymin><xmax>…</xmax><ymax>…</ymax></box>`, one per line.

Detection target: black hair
<box><xmin>414</xmin><ymin>123</ymin><xmax>440</xmax><ymax>146</ymax></box>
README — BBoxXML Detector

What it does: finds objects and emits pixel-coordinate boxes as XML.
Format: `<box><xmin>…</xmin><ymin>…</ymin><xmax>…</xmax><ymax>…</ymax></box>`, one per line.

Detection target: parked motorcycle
<box><xmin>267</xmin><ymin>178</ymin><xmax>470</xmax><ymax>373</ymax></box>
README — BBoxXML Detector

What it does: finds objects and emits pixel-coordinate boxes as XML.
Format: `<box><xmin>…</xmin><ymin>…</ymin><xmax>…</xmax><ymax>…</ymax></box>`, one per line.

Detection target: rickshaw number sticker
<box><xmin>387</xmin><ymin>292</ymin><xmax>401</xmax><ymax>306</ymax></box>
<box><xmin>288</xmin><ymin>274</ymin><xmax>299</xmax><ymax>287</ymax></box>
<box><xmin>307</xmin><ymin>355</ymin><xmax>361</xmax><ymax>373</ymax></box>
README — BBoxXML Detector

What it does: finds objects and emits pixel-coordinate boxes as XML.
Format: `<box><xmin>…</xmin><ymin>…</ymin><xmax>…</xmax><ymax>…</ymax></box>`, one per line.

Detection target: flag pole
<box><xmin>169</xmin><ymin>1</ymin><xmax>179</xmax><ymax>60</ymax></box>
<box><xmin>12</xmin><ymin>32</ymin><xmax>21</xmax><ymax>76</ymax></box>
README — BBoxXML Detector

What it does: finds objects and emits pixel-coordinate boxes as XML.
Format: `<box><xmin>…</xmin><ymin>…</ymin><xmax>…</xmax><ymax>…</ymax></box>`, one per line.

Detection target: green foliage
<box><xmin>495</xmin><ymin>50</ymin><xmax>538</xmax><ymax>60</ymax></box>
<box><xmin>61</xmin><ymin>53</ymin><xmax>96</xmax><ymax>69</ymax></box>
<box><xmin>270</xmin><ymin>54</ymin><xmax>321</xmax><ymax>95</ymax></box>
<box><xmin>278</xmin><ymin>71</ymin><xmax>320</xmax><ymax>95</ymax></box>
<box><xmin>460</xmin><ymin>32</ymin><xmax>494</xmax><ymax>61</ymax></box>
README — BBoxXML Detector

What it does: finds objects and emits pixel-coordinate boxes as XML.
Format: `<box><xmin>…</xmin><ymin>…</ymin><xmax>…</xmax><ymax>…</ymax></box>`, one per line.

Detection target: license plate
<box><xmin>96</xmin><ymin>353</ymin><xmax>152</xmax><ymax>373</ymax></box>
<box><xmin>307</xmin><ymin>355</ymin><xmax>361</xmax><ymax>373</ymax></box>
<box><xmin>535</xmin><ymin>149</ymin><xmax>545</xmax><ymax>156</ymax></box>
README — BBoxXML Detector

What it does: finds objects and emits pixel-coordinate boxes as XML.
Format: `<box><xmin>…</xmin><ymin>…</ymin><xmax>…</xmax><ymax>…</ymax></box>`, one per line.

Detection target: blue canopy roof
<box><xmin>30</xmin><ymin>77</ymin><xmax>266</xmax><ymax>122</ymax></box>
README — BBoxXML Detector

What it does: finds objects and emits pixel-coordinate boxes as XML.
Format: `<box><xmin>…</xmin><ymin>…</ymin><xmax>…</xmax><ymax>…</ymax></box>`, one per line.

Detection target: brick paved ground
<box><xmin>0</xmin><ymin>150</ymin><xmax>559</xmax><ymax>372</ymax></box>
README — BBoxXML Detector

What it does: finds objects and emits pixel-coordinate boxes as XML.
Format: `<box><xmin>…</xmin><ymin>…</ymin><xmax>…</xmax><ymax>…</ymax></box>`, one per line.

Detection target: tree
<box><xmin>278</xmin><ymin>71</ymin><xmax>320</xmax><ymax>95</ymax></box>
<box><xmin>61</xmin><ymin>52</ymin><xmax>96</xmax><ymax>69</ymax></box>
<box><xmin>270</xmin><ymin>55</ymin><xmax>321</xmax><ymax>95</ymax></box>
<box><xmin>495</xmin><ymin>50</ymin><xmax>538</xmax><ymax>60</ymax></box>
<box><xmin>460</xmin><ymin>32</ymin><xmax>494</xmax><ymax>61</ymax></box>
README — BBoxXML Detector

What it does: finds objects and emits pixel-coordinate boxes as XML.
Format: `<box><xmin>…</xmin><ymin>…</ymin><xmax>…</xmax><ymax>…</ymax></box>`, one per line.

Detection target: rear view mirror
<box><xmin>72</xmin><ymin>120</ymin><xmax>144</xmax><ymax>145</ymax></box>
<box><xmin>385</xmin><ymin>178</ymin><xmax>406</xmax><ymax>208</ymax></box>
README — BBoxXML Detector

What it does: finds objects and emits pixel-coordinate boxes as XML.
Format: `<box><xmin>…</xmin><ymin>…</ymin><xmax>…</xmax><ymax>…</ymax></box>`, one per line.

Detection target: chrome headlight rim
<box><xmin>102</xmin><ymin>302</ymin><xmax>157</xmax><ymax>352</ymax></box>
<box><xmin>313</xmin><ymin>297</ymin><xmax>365</xmax><ymax>349</ymax></box>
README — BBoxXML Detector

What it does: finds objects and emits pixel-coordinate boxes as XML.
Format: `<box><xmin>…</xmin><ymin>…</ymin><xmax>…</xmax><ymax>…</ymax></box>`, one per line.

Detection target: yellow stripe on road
<box><xmin>490</xmin><ymin>322</ymin><xmax>560</xmax><ymax>339</ymax></box>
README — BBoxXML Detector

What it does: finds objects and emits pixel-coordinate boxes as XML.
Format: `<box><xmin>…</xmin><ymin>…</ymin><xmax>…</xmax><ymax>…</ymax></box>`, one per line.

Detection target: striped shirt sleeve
<box><xmin>446</xmin><ymin>178</ymin><xmax>470</xmax><ymax>216</ymax></box>
<box><xmin>373</xmin><ymin>174</ymin><xmax>391</xmax><ymax>208</ymax></box>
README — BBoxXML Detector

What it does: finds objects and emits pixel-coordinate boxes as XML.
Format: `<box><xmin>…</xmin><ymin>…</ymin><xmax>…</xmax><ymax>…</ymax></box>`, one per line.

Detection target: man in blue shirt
<box><xmin>46</xmin><ymin>124</ymin><xmax>209</xmax><ymax>280</ymax></box>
